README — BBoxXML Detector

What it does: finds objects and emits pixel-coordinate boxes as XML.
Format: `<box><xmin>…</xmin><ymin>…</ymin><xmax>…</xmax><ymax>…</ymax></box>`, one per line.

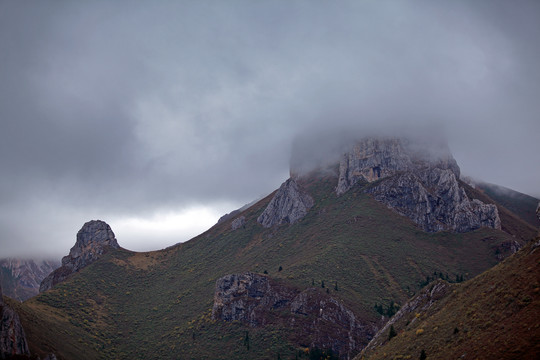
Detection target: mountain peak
<box><xmin>40</xmin><ymin>220</ymin><xmax>119</xmax><ymax>292</ymax></box>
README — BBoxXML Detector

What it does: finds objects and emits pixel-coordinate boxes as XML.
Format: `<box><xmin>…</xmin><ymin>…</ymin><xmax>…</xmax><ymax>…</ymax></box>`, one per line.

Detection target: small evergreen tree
<box><xmin>388</xmin><ymin>325</ymin><xmax>397</xmax><ymax>340</ymax></box>
<box><xmin>321</xmin><ymin>280</ymin><xmax>325</xmax><ymax>288</ymax></box>
<box><xmin>420</xmin><ymin>349</ymin><xmax>427</xmax><ymax>360</ymax></box>
<box><xmin>334</xmin><ymin>282</ymin><xmax>338</xmax><ymax>291</ymax></box>
<box><xmin>278</xmin><ymin>266</ymin><xmax>283</xmax><ymax>272</ymax></box>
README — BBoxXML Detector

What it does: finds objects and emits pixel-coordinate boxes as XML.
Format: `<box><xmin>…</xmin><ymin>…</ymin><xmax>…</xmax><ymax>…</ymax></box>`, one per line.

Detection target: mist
<box><xmin>1</xmin><ymin>0</ymin><xmax>539</xmax><ymax>257</ymax></box>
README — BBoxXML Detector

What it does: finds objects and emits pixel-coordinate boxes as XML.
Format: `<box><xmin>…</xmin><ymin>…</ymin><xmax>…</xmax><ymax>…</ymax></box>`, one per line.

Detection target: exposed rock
<box><xmin>360</xmin><ymin>280</ymin><xmax>451</xmax><ymax>357</ymax></box>
<box><xmin>231</xmin><ymin>216</ymin><xmax>246</xmax><ymax>230</ymax></box>
<box><xmin>366</xmin><ymin>168</ymin><xmax>501</xmax><ymax>232</ymax></box>
<box><xmin>212</xmin><ymin>273</ymin><xmax>374</xmax><ymax>358</ymax></box>
<box><xmin>40</xmin><ymin>220</ymin><xmax>119</xmax><ymax>292</ymax></box>
<box><xmin>257</xmin><ymin>178</ymin><xmax>314</xmax><ymax>228</ymax></box>
<box><xmin>336</xmin><ymin>137</ymin><xmax>459</xmax><ymax>196</ymax></box>
<box><xmin>0</xmin><ymin>258</ymin><xmax>60</xmax><ymax>301</ymax></box>
<box><xmin>217</xmin><ymin>209</ymin><xmax>241</xmax><ymax>224</ymax></box>
<box><xmin>0</xmin><ymin>284</ymin><xmax>31</xmax><ymax>358</ymax></box>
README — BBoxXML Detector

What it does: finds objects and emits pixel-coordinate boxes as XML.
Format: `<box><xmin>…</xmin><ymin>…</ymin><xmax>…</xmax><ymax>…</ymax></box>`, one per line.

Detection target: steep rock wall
<box><xmin>0</xmin><ymin>284</ymin><xmax>30</xmax><ymax>358</ymax></box>
<box><xmin>336</xmin><ymin>138</ymin><xmax>500</xmax><ymax>233</ymax></box>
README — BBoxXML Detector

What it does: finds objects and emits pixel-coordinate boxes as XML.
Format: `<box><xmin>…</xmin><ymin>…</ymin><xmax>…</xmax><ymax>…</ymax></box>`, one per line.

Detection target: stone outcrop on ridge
<box><xmin>40</xmin><ymin>220</ymin><xmax>119</xmax><ymax>292</ymax></box>
<box><xmin>257</xmin><ymin>178</ymin><xmax>314</xmax><ymax>228</ymax></box>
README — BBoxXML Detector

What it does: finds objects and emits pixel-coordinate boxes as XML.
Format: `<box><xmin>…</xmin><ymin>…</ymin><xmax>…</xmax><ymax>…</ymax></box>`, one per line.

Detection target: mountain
<box><xmin>9</xmin><ymin>136</ymin><xmax>539</xmax><ymax>359</ymax></box>
<box><xmin>0</xmin><ymin>258</ymin><xmax>60</xmax><ymax>301</ymax></box>
<box><xmin>358</xmin><ymin>230</ymin><xmax>540</xmax><ymax>359</ymax></box>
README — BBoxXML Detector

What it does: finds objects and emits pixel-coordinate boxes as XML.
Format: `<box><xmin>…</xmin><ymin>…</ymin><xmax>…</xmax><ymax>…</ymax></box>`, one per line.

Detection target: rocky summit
<box><xmin>40</xmin><ymin>220</ymin><xmax>119</xmax><ymax>292</ymax></box>
<box><xmin>335</xmin><ymin>137</ymin><xmax>500</xmax><ymax>232</ymax></box>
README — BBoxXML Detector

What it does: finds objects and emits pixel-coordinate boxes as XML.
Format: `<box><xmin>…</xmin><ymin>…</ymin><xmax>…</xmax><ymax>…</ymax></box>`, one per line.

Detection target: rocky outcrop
<box><xmin>40</xmin><ymin>220</ymin><xmax>119</xmax><ymax>292</ymax></box>
<box><xmin>366</xmin><ymin>168</ymin><xmax>501</xmax><ymax>232</ymax></box>
<box><xmin>212</xmin><ymin>273</ymin><xmax>374</xmax><ymax>359</ymax></box>
<box><xmin>0</xmin><ymin>284</ymin><xmax>31</xmax><ymax>358</ymax></box>
<box><xmin>257</xmin><ymin>178</ymin><xmax>314</xmax><ymax>228</ymax></box>
<box><xmin>231</xmin><ymin>216</ymin><xmax>246</xmax><ymax>230</ymax></box>
<box><xmin>0</xmin><ymin>259</ymin><xmax>60</xmax><ymax>301</ymax></box>
<box><xmin>335</xmin><ymin>137</ymin><xmax>500</xmax><ymax>233</ymax></box>
<box><xmin>360</xmin><ymin>280</ymin><xmax>451</xmax><ymax>357</ymax></box>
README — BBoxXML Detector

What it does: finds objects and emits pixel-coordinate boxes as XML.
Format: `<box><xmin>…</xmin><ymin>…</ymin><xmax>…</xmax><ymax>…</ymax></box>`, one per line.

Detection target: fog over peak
<box><xmin>1</xmin><ymin>0</ymin><xmax>539</xmax><ymax>257</ymax></box>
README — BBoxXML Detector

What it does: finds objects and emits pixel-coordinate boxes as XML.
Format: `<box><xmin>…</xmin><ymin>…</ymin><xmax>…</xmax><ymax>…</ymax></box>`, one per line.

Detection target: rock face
<box><xmin>360</xmin><ymin>280</ymin><xmax>451</xmax><ymax>357</ymax></box>
<box><xmin>0</xmin><ymin>284</ymin><xmax>31</xmax><ymax>358</ymax></box>
<box><xmin>231</xmin><ymin>216</ymin><xmax>246</xmax><ymax>230</ymax></box>
<box><xmin>40</xmin><ymin>220</ymin><xmax>119</xmax><ymax>292</ymax></box>
<box><xmin>257</xmin><ymin>178</ymin><xmax>314</xmax><ymax>228</ymax></box>
<box><xmin>336</xmin><ymin>137</ymin><xmax>460</xmax><ymax>195</ymax></box>
<box><xmin>0</xmin><ymin>259</ymin><xmax>60</xmax><ymax>301</ymax></box>
<box><xmin>336</xmin><ymin>137</ymin><xmax>500</xmax><ymax>233</ymax></box>
<box><xmin>212</xmin><ymin>273</ymin><xmax>374</xmax><ymax>359</ymax></box>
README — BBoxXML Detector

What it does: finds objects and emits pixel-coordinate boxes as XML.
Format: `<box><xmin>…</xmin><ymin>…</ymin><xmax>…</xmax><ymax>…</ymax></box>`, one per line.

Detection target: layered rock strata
<box><xmin>212</xmin><ymin>272</ymin><xmax>374</xmax><ymax>358</ymax></box>
<box><xmin>257</xmin><ymin>178</ymin><xmax>314</xmax><ymax>228</ymax></box>
<box><xmin>0</xmin><ymin>284</ymin><xmax>30</xmax><ymax>358</ymax></box>
<box><xmin>40</xmin><ymin>220</ymin><xmax>119</xmax><ymax>292</ymax></box>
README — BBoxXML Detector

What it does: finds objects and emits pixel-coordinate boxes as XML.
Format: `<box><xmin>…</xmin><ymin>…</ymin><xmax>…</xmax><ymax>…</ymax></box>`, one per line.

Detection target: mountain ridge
<box><xmin>8</xmin><ymin>135</ymin><xmax>538</xmax><ymax>359</ymax></box>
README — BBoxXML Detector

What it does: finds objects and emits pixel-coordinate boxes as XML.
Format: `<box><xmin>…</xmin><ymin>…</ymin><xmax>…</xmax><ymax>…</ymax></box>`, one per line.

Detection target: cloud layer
<box><xmin>1</xmin><ymin>0</ymin><xmax>539</xmax><ymax>257</ymax></box>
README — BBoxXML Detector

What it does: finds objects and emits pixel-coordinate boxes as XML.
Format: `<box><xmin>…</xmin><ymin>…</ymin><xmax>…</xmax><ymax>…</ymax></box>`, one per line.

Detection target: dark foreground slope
<box><xmin>358</xmin><ymin>236</ymin><xmax>540</xmax><ymax>360</ymax></box>
<box><xmin>10</xmin><ymin>172</ymin><xmax>532</xmax><ymax>360</ymax></box>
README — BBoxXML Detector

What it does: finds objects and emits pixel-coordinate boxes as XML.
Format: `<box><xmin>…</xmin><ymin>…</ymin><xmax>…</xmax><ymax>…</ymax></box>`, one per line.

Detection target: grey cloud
<box><xmin>1</xmin><ymin>0</ymin><xmax>539</xmax><ymax>257</ymax></box>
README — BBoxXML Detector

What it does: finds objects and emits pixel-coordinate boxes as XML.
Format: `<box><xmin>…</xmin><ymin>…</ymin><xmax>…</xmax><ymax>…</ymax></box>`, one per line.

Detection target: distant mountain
<box><xmin>0</xmin><ymin>258</ymin><xmax>59</xmax><ymax>301</ymax></box>
<box><xmin>10</xmin><ymin>136</ymin><xmax>538</xmax><ymax>359</ymax></box>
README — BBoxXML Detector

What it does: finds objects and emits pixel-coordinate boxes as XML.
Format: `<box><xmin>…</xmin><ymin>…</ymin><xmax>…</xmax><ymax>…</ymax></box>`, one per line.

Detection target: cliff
<box><xmin>212</xmin><ymin>272</ymin><xmax>374</xmax><ymax>359</ymax></box>
<box><xmin>0</xmin><ymin>284</ymin><xmax>30</xmax><ymax>358</ymax></box>
<box><xmin>336</xmin><ymin>137</ymin><xmax>500</xmax><ymax>232</ymax></box>
<box><xmin>40</xmin><ymin>220</ymin><xmax>119</xmax><ymax>292</ymax></box>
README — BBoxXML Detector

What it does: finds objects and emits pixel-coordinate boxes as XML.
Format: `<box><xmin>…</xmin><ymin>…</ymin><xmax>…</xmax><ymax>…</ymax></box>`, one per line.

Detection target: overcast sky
<box><xmin>1</xmin><ymin>0</ymin><xmax>539</xmax><ymax>258</ymax></box>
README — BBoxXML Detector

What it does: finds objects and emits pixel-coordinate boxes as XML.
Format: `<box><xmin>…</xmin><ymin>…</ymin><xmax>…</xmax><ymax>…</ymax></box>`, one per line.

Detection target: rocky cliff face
<box><xmin>336</xmin><ymin>137</ymin><xmax>460</xmax><ymax>195</ymax></box>
<box><xmin>40</xmin><ymin>220</ymin><xmax>119</xmax><ymax>292</ymax></box>
<box><xmin>335</xmin><ymin>137</ymin><xmax>500</xmax><ymax>233</ymax></box>
<box><xmin>212</xmin><ymin>273</ymin><xmax>374</xmax><ymax>359</ymax></box>
<box><xmin>0</xmin><ymin>284</ymin><xmax>31</xmax><ymax>358</ymax></box>
<box><xmin>0</xmin><ymin>259</ymin><xmax>60</xmax><ymax>301</ymax></box>
<box><xmin>257</xmin><ymin>178</ymin><xmax>314</xmax><ymax>228</ymax></box>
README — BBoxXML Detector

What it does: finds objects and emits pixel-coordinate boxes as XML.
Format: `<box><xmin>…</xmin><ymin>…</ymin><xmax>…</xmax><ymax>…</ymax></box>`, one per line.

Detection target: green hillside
<box><xmin>12</xmin><ymin>174</ymin><xmax>533</xmax><ymax>359</ymax></box>
<box><xmin>358</xmin><ymin>236</ymin><xmax>540</xmax><ymax>360</ymax></box>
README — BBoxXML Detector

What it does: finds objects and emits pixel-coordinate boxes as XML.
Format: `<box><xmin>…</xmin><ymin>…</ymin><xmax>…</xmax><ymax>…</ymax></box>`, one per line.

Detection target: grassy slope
<box><xmin>14</xmin><ymin>175</ymin><xmax>524</xmax><ymax>359</ymax></box>
<box><xmin>359</xmin><ymin>239</ymin><xmax>540</xmax><ymax>360</ymax></box>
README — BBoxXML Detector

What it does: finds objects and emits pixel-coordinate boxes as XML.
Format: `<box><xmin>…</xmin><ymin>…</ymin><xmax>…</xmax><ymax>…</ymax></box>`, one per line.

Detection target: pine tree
<box><xmin>420</xmin><ymin>349</ymin><xmax>427</xmax><ymax>360</ymax></box>
<box><xmin>388</xmin><ymin>325</ymin><xmax>397</xmax><ymax>340</ymax></box>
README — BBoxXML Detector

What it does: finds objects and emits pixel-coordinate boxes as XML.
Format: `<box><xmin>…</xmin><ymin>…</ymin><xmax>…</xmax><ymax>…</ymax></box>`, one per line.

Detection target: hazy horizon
<box><xmin>1</xmin><ymin>0</ymin><xmax>539</xmax><ymax>258</ymax></box>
